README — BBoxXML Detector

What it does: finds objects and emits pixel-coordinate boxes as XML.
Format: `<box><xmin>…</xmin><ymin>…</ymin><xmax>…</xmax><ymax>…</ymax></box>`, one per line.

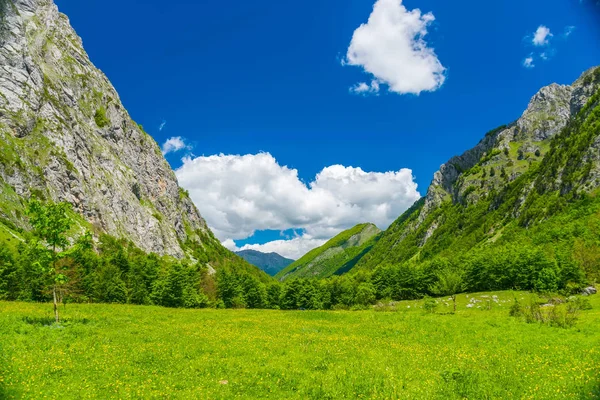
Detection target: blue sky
<box><xmin>56</xmin><ymin>0</ymin><xmax>600</xmax><ymax>258</ymax></box>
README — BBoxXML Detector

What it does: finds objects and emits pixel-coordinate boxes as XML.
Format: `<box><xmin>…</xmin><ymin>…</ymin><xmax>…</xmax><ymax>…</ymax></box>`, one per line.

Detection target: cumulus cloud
<box><xmin>175</xmin><ymin>153</ymin><xmax>421</xmax><ymax>256</ymax></box>
<box><xmin>223</xmin><ymin>236</ymin><xmax>327</xmax><ymax>260</ymax></box>
<box><xmin>343</xmin><ymin>0</ymin><xmax>446</xmax><ymax>95</ymax></box>
<box><xmin>522</xmin><ymin>56</ymin><xmax>535</xmax><ymax>69</ymax></box>
<box><xmin>161</xmin><ymin>136</ymin><xmax>190</xmax><ymax>155</ymax></box>
<box><xmin>532</xmin><ymin>25</ymin><xmax>552</xmax><ymax>46</ymax></box>
<box><xmin>522</xmin><ymin>25</ymin><xmax>573</xmax><ymax>68</ymax></box>
<box><xmin>350</xmin><ymin>80</ymin><xmax>380</xmax><ymax>95</ymax></box>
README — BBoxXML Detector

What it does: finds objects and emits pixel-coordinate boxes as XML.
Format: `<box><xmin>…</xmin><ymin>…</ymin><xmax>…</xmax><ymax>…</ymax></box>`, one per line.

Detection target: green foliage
<box><xmin>535</xmin><ymin>267</ymin><xmax>559</xmax><ymax>293</ymax></box>
<box><xmin>351</xmin><ymin>87</ymin><xmax>600</xmax><ymax>301</ymax></box>
<box><xmin>27</xmin><ymin>200</ymin><xmax>72</xmax><ymax>252</ymax></box>
<box><xmin>479</xmin><ymin>149</ymin><xmax>502</xmax><ymax>166</ymax></box>
<box><xmin>431</xmin><ymin>268</ymin><xmax>467</xmax><ymax>297</ymax></box>
<box><xmin>0</xmin><ymin>247</ymin><xmax>17</xmax><ymax>300</ymax></box>
<box><xmin>92</xmin><ymin>262</ymin><xmax>127</xmax><ymax>303</ymax></box>
<box><xmin>422</xmin><ymin>296</ymin><xmax>438</xmax><ymax>313</ymax></box>
<box><xmin>94</xmin><ymin>107</ymin><xmax>110</xmax><ymax>128</ymax></box>
<box><xmin>25</xmin><ymin>200</ymin><xmax>76</xmax><ymax>321</ymax></box>
<box><xmin>216</xmin><ymin>269</ymin><xmax>267</xmax><ymax>309</ymax></box>
<box><xmin>509</xmin><ymin>295</ymin><xmax>585</xmax><ymax>328</ymax></box>
<box><xmin>0</xmin><ymin>200</ymin><xmax>272</xmax><ymax>311</ymax></box>
<box><xmin>276</xmin><ymin>223</ymin><xmax>380</xmax><ymax>280</ymax></box>
<box><xmin>354</xmin><ymin>282</ymin><xmax>376</xmax><ymax>306</ymax></box>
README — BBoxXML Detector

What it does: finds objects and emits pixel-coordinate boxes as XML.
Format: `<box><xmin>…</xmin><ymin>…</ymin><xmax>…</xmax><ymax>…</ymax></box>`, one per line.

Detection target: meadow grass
<box><xmin>0</xmin><ymin>291</ymin><xmax>599</xmax><ymax>399</ymax></box>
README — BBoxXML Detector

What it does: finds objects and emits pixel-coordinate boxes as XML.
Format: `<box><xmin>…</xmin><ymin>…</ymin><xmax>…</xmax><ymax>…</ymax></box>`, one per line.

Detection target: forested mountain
<box><xmin>1</xmin><ymin>0</ymin><xmax>598</xmax><ymax>312</ymax></box>
<box><xmin>0</xmin><ymin>0</ymin><xmax>270</xmax><ymax>305</ymax></box>
<box><xmin>0</xmin><ymin>0</ymin><xmax>215</xmax><ymax>257</ymax></box>
<box><xmin>235</xmin><ymin>250</ymin><xmax>294</xmax><ymax>276</ymax></box>
<box><xmin>277</xmin><ymin>66</ymin><xmax>600</xmax><ymax>308</ymax></box>
<box><xmin>353</xmin><ymin>67</ymin><xmax>600</xmax><ymax>283</ymax></box>
<box><xmin>276</xmin><ymin>223</ymin><xmax>381</xmax><ymax>281</ymax></box>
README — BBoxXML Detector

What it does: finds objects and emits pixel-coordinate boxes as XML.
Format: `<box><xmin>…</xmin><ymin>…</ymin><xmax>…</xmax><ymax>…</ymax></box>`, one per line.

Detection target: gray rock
<box><xmin>0</xmin><ymin>0</ymin><xmax>215</xmax><ymax>257</ymax></box>
<box><xmin>416</xmin><ymin>67</ymin><xmax>599</xmax><ymax>240</ymax></box>
<box><xmin>582</xmin><ymin>287</ymin><xmax>597</xmax><ymax>296</ymax></box>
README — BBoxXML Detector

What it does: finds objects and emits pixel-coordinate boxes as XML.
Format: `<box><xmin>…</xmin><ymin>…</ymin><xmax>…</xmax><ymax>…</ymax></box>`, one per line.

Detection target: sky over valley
<box><xmin>56</xmin><ymin>0</ymin><xmax>600</xmax><ymax>259</ymax></box>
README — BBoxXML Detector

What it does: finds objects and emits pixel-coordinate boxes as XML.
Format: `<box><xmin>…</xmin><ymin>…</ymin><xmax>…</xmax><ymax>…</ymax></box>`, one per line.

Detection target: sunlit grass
<box><xmin>1</xmin><ymin>291</ymin><xmax>599</xmax><ymax>399</ymax></box>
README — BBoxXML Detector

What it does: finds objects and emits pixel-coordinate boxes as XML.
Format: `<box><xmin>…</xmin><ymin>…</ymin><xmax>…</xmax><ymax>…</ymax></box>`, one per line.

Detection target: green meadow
<box><xmin>1</xmin><ymin>292</ymin><xmax>599</xmax><ymax>399</ymax></box>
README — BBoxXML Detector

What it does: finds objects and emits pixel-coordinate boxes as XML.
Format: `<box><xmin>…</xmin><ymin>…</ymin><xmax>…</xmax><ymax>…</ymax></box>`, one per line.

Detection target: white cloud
<box><xmin>159</xmin><ymin>120</ymin><xmax>167</xmax><ymax>132</ymax></box>
<box><xmin>161</xmin><ymin>136</ymin><xmax>190</xmax><ymax>155</ymax></box>
<box><xmin>522</xmin><ymin>24</ymin><xmax>572</xmax><ymax>67</ymax></box>
<box><xmin>343</xmin><ymin>0</ymin><xmax>446</xmax><ymax>95</ymax></box>
<box><xmin>223</xmin><ymin>236</ymin><xmax>327</xmax><ymax>260</ymax></box>
<box><xmin>350</xmin><ymin>80</ymin><xmax>380</xmax><ymax>95</ymax></box>
<box><xmin>522</xmin><ymin>56</ymin><xmax>535</xmax><ymax>69</ymax></box>
<box><xmin>563</xmin><ymin>26</ymin><xmax>576</xmax><ymax>37</ymax></box>
<box><xmin>532</xmin><ymin>25</ymin><xmax>552</xmax><ymax>46</ymax></box>
<box><xmin>176</xmin><ymin>152</ymin><xmax>421</xmax><ymax>257</ymax></box>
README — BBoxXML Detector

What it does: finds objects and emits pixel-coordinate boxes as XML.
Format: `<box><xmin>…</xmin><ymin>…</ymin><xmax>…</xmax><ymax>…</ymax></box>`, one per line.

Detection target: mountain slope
<box><xmin>0</xmin><ymin>0</ymin><xmax>272</xmax><ymax>283</ymax></box>
<box><xmin>276</xmin><ymin>223</ymin><xmax>381</xmax><ymax>281</ymax></box>
<box><xmin>0</xmin><ymin>0</ymin><xmax>212</xmax><ymax>257</ymax></box>
<box><xmin>356</xmin><ymin>67</ymin><xmax>600</xmax><ymax>272</ymax></box>
<box><xmin>235</xmin><ymin>250</ymin><xmax>294</xmax><ymax>276</ymax></box>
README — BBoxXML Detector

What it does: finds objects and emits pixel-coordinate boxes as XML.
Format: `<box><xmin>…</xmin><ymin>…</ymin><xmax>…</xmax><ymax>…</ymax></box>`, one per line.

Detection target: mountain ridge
<box><xmin>0</xmin><ymin>0</ymin><xmax>210</xmax><ymax>257</ymax></box>
<box><xmin>276</xmin><ymin>223</ymin><xmax>381</xmax><ymax>280</ymax></box>
<box><xmin>354</xmin><ymin>66</ymin><xmax>600</xmax><ymax>272</ymax></box>
<box><xmin>0</xmin><ymin>0</ymin><xmax>273</xmax><ymax>284</ymax></box>
<box><xmin>235</xmin><ymin>249</ymin><xmax>294</xmax><ymax>276</ymax></box>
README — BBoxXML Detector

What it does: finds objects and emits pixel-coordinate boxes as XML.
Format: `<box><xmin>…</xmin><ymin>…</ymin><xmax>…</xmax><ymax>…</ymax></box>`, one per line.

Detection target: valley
<box><xmin>0</xmin><ymin>0</ymin><xmax>599</xmax><ymax>398</ymax></box>
<box><xmin>1</xmin><ymin>292</ymin><xmax>599</xmax><ymax>399</ymax></box>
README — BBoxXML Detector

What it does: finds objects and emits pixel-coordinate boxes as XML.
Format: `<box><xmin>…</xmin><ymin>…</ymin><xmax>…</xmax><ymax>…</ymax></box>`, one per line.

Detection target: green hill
<box><xmin>235</xmin><ymin>250</ymin><xmax>294</xmax><ymax>276</ymax></box>
<box><xmin>354</xmin><ymin>67</ymin><xmax>600</xmax><ymax>285</ymax></box>
<box><xmin>276</xmin><ymin>223</ymin><xmax>381</xmax><ymax>281</ymax></box>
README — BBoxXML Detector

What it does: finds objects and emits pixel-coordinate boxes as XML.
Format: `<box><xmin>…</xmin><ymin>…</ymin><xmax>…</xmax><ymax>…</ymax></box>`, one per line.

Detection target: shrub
<box><xmin>423</xmin><ymin>296</ymin><xmax>438</xmax><ymax>313</ymax></box>
<box><xmin>509</xmin><ymin>297</ymin><xmax>523</xmax><ymax>317</ymax></box>
<box><xmin>562</xmin><ymin>282</ymin><xmax>586</xmax><ymax>296</ymax></box>
<box><xmin>94</xmin><ymin>107</ymin><xmax>110</xmax><ymax>128</ymax></box>
<box><xmin>535</xmin><ymin>268</ymin><xmax>559</xmax><ymax>293</ymax></box>
<box><xmin>355</xmin><ymin>282</ymin><xmax>376</xmax><ymax>306</ymax></box>
<box><xmin>510</xmin><ymin>295</ymin><xmax>583</xmax><ymax>328</ymax></box>
<box><xmin>567</xmin><ymin>296</ymin><xmax>592</xmax><ymax>311</ymax></box>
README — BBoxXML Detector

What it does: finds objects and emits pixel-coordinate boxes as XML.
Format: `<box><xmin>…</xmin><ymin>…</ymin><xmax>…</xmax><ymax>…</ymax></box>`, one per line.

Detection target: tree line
<box><xmin>0</xmin><ymin>201</ymin><xmax>596</xmax><ymax>318</ymax></box>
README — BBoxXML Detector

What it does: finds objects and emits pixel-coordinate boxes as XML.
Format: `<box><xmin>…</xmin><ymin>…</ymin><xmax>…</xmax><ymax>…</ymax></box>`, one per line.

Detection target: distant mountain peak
<box><xmin>235</xmin><ymin>249</ymin><xmax>294</xmax><ymax>276</ymax></box>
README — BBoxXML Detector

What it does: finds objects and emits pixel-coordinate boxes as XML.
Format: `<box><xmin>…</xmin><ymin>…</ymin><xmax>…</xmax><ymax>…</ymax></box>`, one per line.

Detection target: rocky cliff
<box><xmin>423</xmin><ymin>67</ymin><xmax>600</xmax><ymax>216</ymax></box>
<box><xmin>0</xmin><ymin>0</ymin><xmax>215</xmax><ymax>257</ymax></box>
<box><xmin>356</xmin><ymin>66</ymin><xmax>600</xmax><ymax>270</ymax></box>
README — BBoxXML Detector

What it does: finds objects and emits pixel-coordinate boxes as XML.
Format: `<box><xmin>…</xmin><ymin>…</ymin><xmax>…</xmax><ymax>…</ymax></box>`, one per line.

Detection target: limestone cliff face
<box><xmin>356</xmin><ymin>67</ymin><xmax>600</xmax><ymax>271</ymax></box>
<box><xmin>0</xmin><ymin>0</ymin><xmax>213</xmax><ymax>256</ymax></box>
<box><xmin>421</xmin><ymin>67</ymin><xmax>600</xmax><ymax>222</ymax></box>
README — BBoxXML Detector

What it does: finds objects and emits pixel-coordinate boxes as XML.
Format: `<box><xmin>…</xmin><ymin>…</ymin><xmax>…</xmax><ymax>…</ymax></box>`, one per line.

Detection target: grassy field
<box><xmin>1</xmin><ymin>292</ymin><xmax>599</xmax><ymax>399</ymax></box>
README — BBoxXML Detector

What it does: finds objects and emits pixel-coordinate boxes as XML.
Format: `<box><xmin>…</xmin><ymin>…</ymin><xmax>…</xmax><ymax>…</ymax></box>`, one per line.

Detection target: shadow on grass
<box><xmin>22</xmin><ymin>316</ymin><xmax>91</xmax><ymax>326</ymax></box>
<box><xmin>580</xmin><ymin>383</ymin><xmax>600</xmax><ymax>399</ymax></box>
<box><xmin>0</xmin><ymin>345</ymin><xmax>18</xmax><ymax>399</ymax></box>
<box><xmin>333</xmin><ymin>244</ymin><xmax>376</xmax><ymax>276</ymax></box>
